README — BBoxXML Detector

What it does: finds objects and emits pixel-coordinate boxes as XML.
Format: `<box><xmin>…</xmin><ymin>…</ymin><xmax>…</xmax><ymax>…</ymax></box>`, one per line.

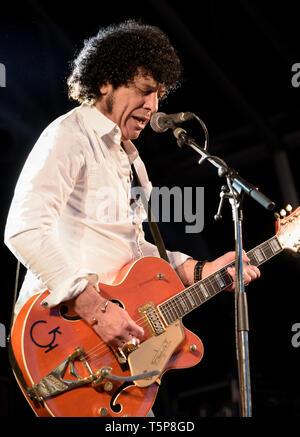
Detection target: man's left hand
<box><xmin>202</xmin><ymin>251</ymin><xmax>260</xmax><ymax>291</ymax></box>
<box><xmin>176</xmin><ymin>252</ymin><xmax>260</xmax><ymax>290</ymax></box>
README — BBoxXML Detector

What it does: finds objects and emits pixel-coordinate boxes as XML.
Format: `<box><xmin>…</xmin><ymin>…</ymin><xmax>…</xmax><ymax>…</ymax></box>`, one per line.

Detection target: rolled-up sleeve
<box><xmin>4</xmin><ymin>121</ymin><xmax>96</xmax><ymax>308</ymax></box>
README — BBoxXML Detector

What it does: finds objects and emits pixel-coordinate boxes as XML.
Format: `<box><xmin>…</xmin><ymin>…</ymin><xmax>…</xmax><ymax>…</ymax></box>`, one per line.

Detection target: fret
<box><xmin>172</xmin><ymin>298</ymin><xmax>183</xmax><ymax>319</ymax></box>
<box><xmin>160</xmin><ymin>300</ymin><xmax>178</xmax><ymax>325</ymax></box>
<box><xmin>159</xmin><ymin>235</ymin><xmax>283</xmax><ymax>325</ymax></box>
<box><xmin>179</xmin><ymin>293</ymin><xmax>193</xmax><ymax>312</ymax></box>
<box><xmin>247</xmin><ymin>252</ymin><xmax>257</xmax><ymax>266</ymax></box>
<box><xmin>170</xmin><ymin>302</ymin><xmax>179</xmax><ymax>322</ymax></box>
<box><xmin>198</xmin><ymin>282</ymin><xmax>210</xmax><ymax>299</ymax></box>
<box><xmin>183</xmin><ymin>286</ymin><xmax>206</xmax><ymax>311</ymax></box>
<box><xmin>252</xmin><ymin>247</ymin><xmax>265</xmax><ymax>264</ymax></box>
<box><xmin>215</xmin><ymin>269</ymin><xmax>232</xmax><ymax>289</ymax></box>
<box><xmin>164</xmin><ymin>301</ymin><xmax>177</xmax><ymax>323</ymax></box>
<box><xmin>248</xmin><ymin>236</ymin><xmax>282</xmax><ymax>267</ymax></box>
<box><xmin>173</xmin><ymin>296</ymin><xmax>185</xmax><ymax>317</ymax></box>
<box><xmin>266</xmin><ymin>240</ymin><xmax>275</xmax><ymax>255</ymax></box>
<box><xmin>190</xmin><ymin>286</ymin><xmax>203</xmax><ymax>305</ymax></box>
<box><xmin>270</xmin><ymin>237</ymin><xmax>281</xmax><ymax>254</ymax></box>
<box><xmin>224</xmin><ymin>271</ymin><xmax>233</xmax><ymax>287</ymax></box>
<box><xmin>185</xmin><ymin>289</ymin><xmax>197</xmax><ymax>308</ymax></box>
<box><xmin>160</xmin><ymin>305</ymin><xmax>172</xmax><ymax>325</ymax></box>
<box><xmin>203</xmin><ymin>278</ymin><xmax>217</xmax><ymax>297</ymax></box>
<box><xmin>215</xmin><ymin>272</ymin><xmax>227</xmax><ymax>289</ymax></box>
<box><xmin>179</xmin><ymin>295</ymin><xmax>188</xmax><ymax>316</ymax></box>
<box><xmin>262</xmin><ymin>243</ymin><xmax>273</xmax><ymax>260</ymax></box>
<box><xmin>177</xmin><ymin>292</ymin><xmax>193</xmax><ymax>315</ymax></box>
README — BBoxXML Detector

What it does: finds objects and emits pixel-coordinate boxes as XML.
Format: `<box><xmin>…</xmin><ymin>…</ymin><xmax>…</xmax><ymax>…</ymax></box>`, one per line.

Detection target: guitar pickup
<box><xmin>138</xmin><ymin>302</ymin><xmax>166</xmax><ymax>336</ymax></box>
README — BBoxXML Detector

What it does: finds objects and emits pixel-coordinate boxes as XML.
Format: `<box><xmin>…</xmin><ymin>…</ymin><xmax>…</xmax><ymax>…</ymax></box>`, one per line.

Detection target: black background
<box><xmin>0</xmin><ymin>0</ymin><xmax>300</xmax><ymax>419</ymax></box>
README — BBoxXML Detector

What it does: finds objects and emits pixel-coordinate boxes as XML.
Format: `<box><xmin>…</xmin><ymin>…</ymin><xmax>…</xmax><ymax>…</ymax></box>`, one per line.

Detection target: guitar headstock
<box><xmin>275</xmin><ymin>205</ymin><xmax>300</xmax><ymax>252</ymax></box>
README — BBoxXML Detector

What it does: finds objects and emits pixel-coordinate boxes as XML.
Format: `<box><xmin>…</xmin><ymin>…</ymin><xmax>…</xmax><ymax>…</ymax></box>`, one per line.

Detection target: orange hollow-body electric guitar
<box><xmin>10</xmin><ymin>207</ymin><xmax>300</xmax><ymax>417</ymax></box>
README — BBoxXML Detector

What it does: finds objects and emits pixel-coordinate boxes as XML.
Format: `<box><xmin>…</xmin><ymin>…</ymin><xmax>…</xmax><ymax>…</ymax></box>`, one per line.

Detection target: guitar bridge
<box><xmin>27</xmin><ymin>347</ymin><xmax>108</xmax><ymax>401</ymax></box>
<box><xmin>27</xmin><ymin>345</ymin><xmax>161</xmax><ymax>401</ymax></box>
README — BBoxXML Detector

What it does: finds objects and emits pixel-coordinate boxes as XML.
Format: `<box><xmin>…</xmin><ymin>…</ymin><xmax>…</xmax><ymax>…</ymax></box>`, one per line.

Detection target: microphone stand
<box><xmin>172</xmin><ymin>126</ymin><xmax>275</xmax><ymax>417</ymax></box>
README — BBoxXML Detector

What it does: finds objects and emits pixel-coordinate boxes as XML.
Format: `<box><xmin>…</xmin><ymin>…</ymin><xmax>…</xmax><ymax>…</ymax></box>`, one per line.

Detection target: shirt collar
<box><xmin>80</xmin><ymin>102</ymin><xmax>139</xmax><ymax>163</ymax></box>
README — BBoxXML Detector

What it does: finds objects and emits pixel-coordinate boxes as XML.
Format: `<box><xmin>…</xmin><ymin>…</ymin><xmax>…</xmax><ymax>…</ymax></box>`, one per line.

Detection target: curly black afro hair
<box><xmin>67</xmin><ymin>20</ymin><xmax>183</xmax><ymax>103</ymax></box>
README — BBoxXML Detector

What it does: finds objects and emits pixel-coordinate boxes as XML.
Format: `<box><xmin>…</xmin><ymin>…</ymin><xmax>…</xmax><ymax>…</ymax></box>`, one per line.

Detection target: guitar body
<box><xmin>10</xmin><ymin>206</ymin><xmax>300</xmax><ymax>417</ymax></box>
<box><xmin>11</xmin><ymin>256</ymin><xmax>204</xmax><ymax>417</ymax></box>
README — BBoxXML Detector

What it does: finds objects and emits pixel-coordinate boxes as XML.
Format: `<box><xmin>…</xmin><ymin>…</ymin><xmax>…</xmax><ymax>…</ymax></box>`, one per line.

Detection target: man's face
<box><xmin>96</xmin><ymin>71</ymin><xmax>165</xmax><ymax>141</ymax></box>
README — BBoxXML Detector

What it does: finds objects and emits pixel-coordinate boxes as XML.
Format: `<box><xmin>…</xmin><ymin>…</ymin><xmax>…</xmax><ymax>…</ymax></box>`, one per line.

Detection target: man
<box><xmin>5</xmin><ymin>20</ymin><xmax>259</xmax><ymax>375</ymax></box>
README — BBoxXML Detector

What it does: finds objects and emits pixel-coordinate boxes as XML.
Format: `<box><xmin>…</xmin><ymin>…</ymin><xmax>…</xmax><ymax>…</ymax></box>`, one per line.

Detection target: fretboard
<box><xmin>158</xmin><ymin>236</ymin><xmax>282</xmax><ymax>325</ymax></box>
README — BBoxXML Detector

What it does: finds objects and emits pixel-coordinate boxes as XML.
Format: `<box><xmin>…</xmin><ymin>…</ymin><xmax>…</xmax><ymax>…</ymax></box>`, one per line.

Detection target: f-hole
<box><xmin>110</xmin><ymin>381</ymin><xmax>134</xmax><ymax>413</ymax></box>
<box><xmin>59</xmin><ymin>304</ymin><xmax>81</xmax><ymax>321</ymax></box>
<box><xmin>110</xmin><ymin>298</ymin><xmax>125</xmax><ymax>309</ymax></box>
<box><xmin>59</xmin><ymin>299</ymin><xmax>123</xmax><ymax>321</ymax></box>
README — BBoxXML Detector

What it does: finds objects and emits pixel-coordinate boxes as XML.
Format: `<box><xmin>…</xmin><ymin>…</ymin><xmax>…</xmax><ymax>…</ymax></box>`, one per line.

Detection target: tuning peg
<box><xmin>280</xmin><ymin>209</ymin><xmax>287</xmax><ymax>217</ymax></box>
<box><xmin>286</xmin><ymin>204</ymin><xmax>293</xmax><ymax>212</ymax></box>
<box><xmin>274</xmin><ymin>212</ymin><xmax>280</xmax><ymax>220</ymax></box>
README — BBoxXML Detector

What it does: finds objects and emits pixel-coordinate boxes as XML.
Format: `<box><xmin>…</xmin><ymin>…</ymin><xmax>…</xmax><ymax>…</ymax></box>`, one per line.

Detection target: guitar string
<box><xmin>85</xmin><ymin>267</ymin><xmax>231</xmax><ymax>367</ymax></box>
<box><xmin>80</xmin><ymin>267</ymin><xmax>236</xmax><ymax>363</ymax></box>
<box><xmin>86</xmin><ymin>267</ymin><xmax>254</xmax><ymax>364</ymax></box>
<box><xmin>81</xmin><ymin>319</ymin><xmax>149</xmax><ymax>367</ymax></box>
<box><xmin>78</xmin><ymin>242</ymin><xmax>274</xmax><ymax>364</ymax></box>
<box><xmin>83</xmin><ymin>263</ymin><xmax>248</xmax><ymax>363</ymax></box>
<box><xmin>84</xmin><ymin>248</ymin><xmax>266</xmax><ymax>359</ymax></box>
<box><xmin>68</xmin><ymin>241</ymin><xmax>284</xmax><ymax>374</ymax></box>
<box><xmin>82</xmin><ymin>268</ymin><xmax>228</xmax><ymax>359</ymax></box>
<box><xmin>69</xmin><ymin>242</ymin><xmax>273</xmax><ymax>366</ymax></box>
<box><xmin>78</xmin><ymin>266</ymin><xmax>258</xmax><ymax>368</ymax></box>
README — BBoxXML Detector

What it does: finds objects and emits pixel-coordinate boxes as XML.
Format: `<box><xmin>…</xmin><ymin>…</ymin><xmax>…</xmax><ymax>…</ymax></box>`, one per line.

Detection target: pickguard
<box><xmin>128</xmin><ymin>321</ymin><xmax>184</xmax><ymax>388</ymax></box>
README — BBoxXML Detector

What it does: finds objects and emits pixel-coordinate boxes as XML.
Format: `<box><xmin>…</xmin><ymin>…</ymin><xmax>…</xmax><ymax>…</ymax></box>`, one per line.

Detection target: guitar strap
<box><xmin>131</xmin><ymin>163</ymin><xmax>170</xmax><ymax>264</ymax></box>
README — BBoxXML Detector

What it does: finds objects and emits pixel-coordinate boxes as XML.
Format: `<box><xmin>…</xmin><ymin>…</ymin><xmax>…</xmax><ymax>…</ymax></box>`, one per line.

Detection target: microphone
<box><xmin>150</xmin><ymin>112</ymin><xmax>194</xmax><ymax>133</ymax></box>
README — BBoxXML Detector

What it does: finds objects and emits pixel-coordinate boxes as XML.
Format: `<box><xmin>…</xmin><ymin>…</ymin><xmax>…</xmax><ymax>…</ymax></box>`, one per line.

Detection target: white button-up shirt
<box><xmin>5</xmin><ymin>103</ymin><xmax>190</xmax><ymax>315</ymax></box>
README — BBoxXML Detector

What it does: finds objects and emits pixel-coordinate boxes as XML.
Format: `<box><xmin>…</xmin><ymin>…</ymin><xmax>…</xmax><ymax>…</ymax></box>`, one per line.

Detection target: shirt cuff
<box><xmin>40</xmin><ymin>270</ymin><xmax>99</xmax><ymax>308</ymax></box>
<box><xmin>166</xmin><ymin>250</ymin><xmax>193</xmax><ymax>270</ymax></box>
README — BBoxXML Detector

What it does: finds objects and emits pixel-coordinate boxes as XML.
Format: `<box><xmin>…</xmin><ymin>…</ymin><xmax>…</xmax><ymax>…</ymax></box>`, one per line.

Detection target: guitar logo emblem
<box><xmin>30</xmin><ymin>320</ymin><xmax>62</xmax><ymax>353</ymax></box>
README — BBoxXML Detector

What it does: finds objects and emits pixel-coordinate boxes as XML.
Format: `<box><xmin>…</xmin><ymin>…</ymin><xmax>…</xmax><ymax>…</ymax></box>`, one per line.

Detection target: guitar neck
<box><xmin>158</xmin><ymin>235</ymin><xmax>283</xmax><ymax>325</ymax></box>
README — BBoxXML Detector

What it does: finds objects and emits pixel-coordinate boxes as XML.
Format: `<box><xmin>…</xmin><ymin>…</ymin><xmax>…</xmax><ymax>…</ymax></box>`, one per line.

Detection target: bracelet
<box><xmin>90</xmin><ymin>317</ymin><xmax>98</xmax><ymax>326</ymax></box>
<box><xmin>194</xmin><ymin>260</ymin><xmax>208</xmax><ymax>283</ymax></box>
<box><xmin>101</xmin><ymin>299</ymin><xmax>109</xmax><ymax>313</ymax></box>
<box><xmin>89</xmin><ymin>299</ymin><xmax>109</xmax><ymax>326</ymax></box>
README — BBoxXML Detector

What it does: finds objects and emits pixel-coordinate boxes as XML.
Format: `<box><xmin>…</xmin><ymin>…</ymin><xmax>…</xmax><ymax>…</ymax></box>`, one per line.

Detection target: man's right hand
<box><xmin>71</xmin><ymin>283</ymin><xmax>144</xmax><ymax>348</ymax></box>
